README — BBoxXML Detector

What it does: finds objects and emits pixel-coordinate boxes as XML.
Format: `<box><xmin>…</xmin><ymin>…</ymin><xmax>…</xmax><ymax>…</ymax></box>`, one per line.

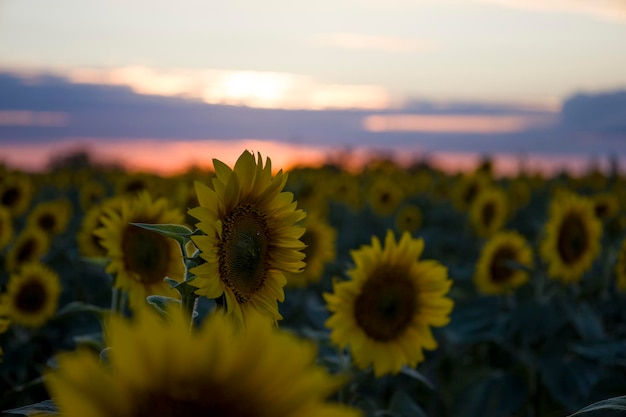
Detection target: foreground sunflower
<box><xmin>95</xmin><ymin>191</ymin><xmax>185</xmax><ymax>310</ymax></box>
<box><xmin>2</xmin><ymin>262</ymin><xmax>61</xmax><ymax>328</ymax></box>
<box><xmin>474</xmin><ymin>231</ymin><xmax>533</xmax><ymax>295</ymax></box>
<box><xmin>540</xmin><ymin>192</ymin><xmax>602</xmax><ymax>283</ymax></box>
<box><xmin>324</xmin><ymin>230</ymin><xmax>454</xmax><ymax>377</ymax></box>
<box><xmin>189</xmin><ymin>151</ymin><xmax>306</xmax><ymax>325</ymax></box>
<box><xmin>46</xmin><ymin>308</ymin><xmax>359</xmax><ymax>417</ymax></box>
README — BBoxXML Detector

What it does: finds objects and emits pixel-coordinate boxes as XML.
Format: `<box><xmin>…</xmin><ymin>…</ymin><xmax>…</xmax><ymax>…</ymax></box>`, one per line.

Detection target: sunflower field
<box><xmin>1</xmin><ymin>150</ymin><xmax>626</xmax><ymax>417</ymax></box>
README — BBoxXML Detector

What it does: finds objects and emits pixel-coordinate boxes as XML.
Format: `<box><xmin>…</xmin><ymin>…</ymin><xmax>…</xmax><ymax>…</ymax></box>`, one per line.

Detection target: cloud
<box><xmin>472</xmin><ymin>0</ymin><xmax>626</xmax><ymax>22</ymax></box>
<box><xmin>308</xmin><ymin>32</ymin><xmax>437</xmax><ymax>53</ymax></box>
<box><xmin>61</xmin><ymin>66</ymin><xmax>393</xmax><ymax>110</ymax></box>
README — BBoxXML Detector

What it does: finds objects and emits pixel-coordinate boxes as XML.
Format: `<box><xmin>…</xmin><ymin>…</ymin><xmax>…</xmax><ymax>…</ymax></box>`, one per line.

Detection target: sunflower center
<box><xmin>557</xmin><ymin>214</ymin><xmax>588</xmax><ymax>265</ymax></box>
<box><xmin>380</xmin><ymin>192</ymin><xmax>391</xmax><ymax>204</ymax></box>
<box><xmin>354</xmin><ymin>266</ymin><xmax>417</xmax><ymax>342</ymax></box>
<box><xmin>16</xmin><ymin>238</ymin><xmax>37</xmax><ymax>263</ymax></box>
<box><xmin>122</xmin><ymin>226</ymin><xmax>171</xmax><ymax>283</ymax></box>
<box><xmin>489</xmin><ymin>246</ymin><xmax>517</xmax><ymax>283</ymax></box>
<box><xmin>136</xmin><ymin>386</ymin><xmax>258</xmax><ymax>417</ymax></box>
<box><xmin>1</xmin><ymin>187</ymin><xmax>20</xmax><ymax>207</ymax></box>
<box><xmin>481</xmin><ymin>201</ymin><xmax>496</xmax><ymax>227</ymax></box>
<box><xmin>15</xmin><ymin>279</ymin><xmax>47</xmax><ymax>314</ymax></box>
<box><xmin>38</xmin><ymin>214</ymin><xmax>57</xmax><ymax>232</ymax></box>
<box><xmin>219</xmin><ymin>203</ymin><xmax>270</xmax><ymax>303</ymax></box>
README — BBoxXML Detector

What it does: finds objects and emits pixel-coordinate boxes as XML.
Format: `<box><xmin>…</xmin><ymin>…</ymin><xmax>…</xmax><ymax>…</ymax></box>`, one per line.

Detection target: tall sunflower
<box><xmin>285</xmin><ymin>213</ymin><xmax>336</xmax><ymax>288</ymax></box>
<box><xmin>2</xmin><ymin>262</ymin><xmax>61</xmax><ymax>328</ymax></box>
<box><xmin>45</xmin><ymin>308</ymin><xmax>359</xmax><ymax>417</ymax></box>
<box><xmin>5</xmin><ymin>227</ymin><xmax>50</xmax><ymax>272</ymax></box>
<box><xmin>469</xmin><ymin>186</ymin><xmax>508</xmax><ymax>238</ymax></box>
<box><xmin>95</xmin><ymin>191</ymin><xmax>185</xmax><ymax>310</ymax></box>
<box><xmin>540</xmin><ymin>192</ymin><xmax>602</xmax><ymax>283</ymax></box>
<box><xmin>324</xmin><ymin>230</ymin><xmax>454</xmax><ymax>377</ymax></box>
<box><xmin>189</xmin><ymin>151</ymin><xmax>306</xmax><ymax>325</ymax></box>
<box><xmin>474</xmin><ymin>231</ymin><xmax>533</xmax><ymax>295</ymax></box>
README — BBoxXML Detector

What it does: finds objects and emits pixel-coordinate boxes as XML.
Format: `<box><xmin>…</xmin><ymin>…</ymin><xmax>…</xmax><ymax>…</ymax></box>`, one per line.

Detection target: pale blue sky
<box><xmin>1</xmin><ymin>0</ymin><xmax>625</xmax><ymax>105</ymax></box>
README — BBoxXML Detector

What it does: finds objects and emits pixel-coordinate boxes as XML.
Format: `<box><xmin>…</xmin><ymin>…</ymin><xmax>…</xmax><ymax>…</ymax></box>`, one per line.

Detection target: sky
<box><xmin>0</xmin><ymin>0</ymin><xmax>625</xmax><ymax>174</ymax></box>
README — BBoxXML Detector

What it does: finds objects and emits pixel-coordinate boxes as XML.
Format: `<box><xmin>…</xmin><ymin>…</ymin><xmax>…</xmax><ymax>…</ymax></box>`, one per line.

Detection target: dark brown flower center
<box><xmin>489</xmin><ymin>246</ymin><xmax>518</xmax><ymax>283</ymax></box>
<box><xmin>557</xmin><ymin>214</ymin><xmax>588</xmax><ymax>265</ymax></box>
<box><xmin>219</xmin><ymin>203</ymin><xmax>270</xmax><ymax>303</ymax></box>
<box><xmin>354</xmin><ymin>266</ymin><xmax>417</xmax><ymax>342</ymax></box>
<box><xmin>481</xmin><ymin>201</ymin><xmax>496</xmax><ymax>228</ymax></box>
<box><xmin>122</xmin><ymin>225</ymin><xmax>171</xmax><ymax>283</ymax></box>
<box><xmin>38</xmin><ymin>213</ymin><xmax>57</xmax><ymax>232</ymax></box>
<box><xmin>135</xmin><ymin>385</ymin><xmax>259</xmax><ymax>417</ymax></box>
<box><xmin>15</xmin><ymin>279</ymin><xmax>47</xmax><ymax>314</ymax></box>
<box><xmin>1</xmin><ymin>186</ymin><xmax>20</xmax><ymax>208</ymax></box>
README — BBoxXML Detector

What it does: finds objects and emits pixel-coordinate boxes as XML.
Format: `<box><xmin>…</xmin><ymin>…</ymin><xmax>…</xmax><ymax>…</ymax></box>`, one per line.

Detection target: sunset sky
<box><xmin>0</xmin><ymin>0</ymin><xmax>625</xmax><ymax>174</ymax></box>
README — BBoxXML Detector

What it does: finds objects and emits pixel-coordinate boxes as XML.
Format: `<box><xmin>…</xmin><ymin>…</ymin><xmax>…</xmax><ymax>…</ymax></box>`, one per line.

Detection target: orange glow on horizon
<box><xmin>363</xmin><ymin>114</ymin><xmax>558</xmax><ymax>134</ymax></box>
<box><xmin>0</xmin><ymin>138</ymin><xmax>613</xmax><ymax>179</ymax></box>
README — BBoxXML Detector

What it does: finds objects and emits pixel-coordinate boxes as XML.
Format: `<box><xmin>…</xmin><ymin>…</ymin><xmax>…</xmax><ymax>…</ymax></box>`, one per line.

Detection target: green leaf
<box><xmin>570</xmin><ymin>341</ymin><xmax>626</xmax><ymax>366</ymax></box>
<box><xmin>454</xmin><ymin>371</ymin><xmax>527</xmax><ymax>417</ymax></box>
<box><xmin>388</xmin><ymin>390</ymin><xmax>428</xmax><ymax>417</ymax></box>
<box><xmin>3</xmin><ymin>399</ymin><xmax>58</xmax><ymax>416</ymax></box>
<box><xmin>55</xmin><ymin>301</ymin><xmax>108</xmax><ymax>319</ymax></box>
<box><xmin>73</xmin><ymin>333</ymin><xmax>105</xmax><ymax>351</ymax></box>
<box><xmin>400</xmin><ymin>366</ymin><xmax>435</xmax><ymax>390</ymax></box>
<box><xmin>146</xmin><ymin>295</ymin><xmax>181</xmax><ymax>315</ymax></box>
<box><xmin>131</xmin><ymin>223</ymin><xmax>192</xmax><ymax>247</ymax></box>
<box><xmin>568</xmin><ymin>396</ymin><xmax>626</xmax><ymax>416</ymax></box>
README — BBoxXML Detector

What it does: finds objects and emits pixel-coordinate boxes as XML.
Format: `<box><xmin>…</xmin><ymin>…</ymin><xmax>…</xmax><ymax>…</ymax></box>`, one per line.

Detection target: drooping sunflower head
<box><xmin>0</xmin><ymin>205</ymin><xmax>14</xmax><ymax>251</ymax></box>
<box><xmin>474</xmin><ymin>231</ymin><xmax>533</xmax><ymax>295</ymax></box>
<box><xmin>46</xmin><ymin>307</ymin><xmax>360</xmax><ymax>417</ymax></box>
<box><xmin>540</xmin><ymin>192</ymin><xmax>602</xmax><ymax>283</ymax></box>
<box><xmin>469</xmin><ymin>186</ymin><xmax>508</xmax><ymax>238</ymax></box>
<box><xmin>324</xmin><ymin>230</ymin><xmax>454</xmax><ymax>377</ymax></box>
<box><xmin>367</xmin><ymin>177</ymin><xmax>404</xmax><ymax>217</ymax></box>
<box><xmin>5</xmin><ymin>227</ymin><xmax>50</xmax><ymax>272</ymax></box>
<box><xmin>2</xmin><ymin>262</ymin><xmax>61</xmax><ymax>328</ymax></box>
<box><xmin>395</xmin><ymin>204</ymin><xmax>423</xmax><ymax>234</ymax></box>
<box><xmin>190</xmin><ymin>151</ymin><xmax>306</xmax><ymax>326</ymax></box>
<box><xmin>0</xmin><ymin>173</ymin><xmax>34</xmax><ymax>217</ymax></box>
<box><xmin>95</xmin><ymin>191</ymin><xmax>185</xmax><ymax>310</ymax></box>
<box><xmin>285</xmin><ymin>213</ymin><xmax>337</xmax><ymax>288</ymax></box>
<box><xmin>26</xmin><ymin>198</ymin><xmax>73</xmax><ymax>236</ymax></box>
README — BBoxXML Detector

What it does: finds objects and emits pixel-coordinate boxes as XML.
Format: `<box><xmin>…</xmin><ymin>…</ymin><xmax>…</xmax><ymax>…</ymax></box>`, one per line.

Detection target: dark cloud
<box><xmin>0</xmin><ymin>71</ymin><xmax>625</xmax><ymax>156</ymax></box>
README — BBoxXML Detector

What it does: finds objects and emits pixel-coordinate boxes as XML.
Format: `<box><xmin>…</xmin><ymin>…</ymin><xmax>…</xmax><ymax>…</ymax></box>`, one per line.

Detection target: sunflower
<box><xmin>452</xmin><ymin>172</ymin><xmax>490</xmax><ymax>212</ymax></box>
<box><xmin>189</xmin><ymin>151</ymin><xmax>306</xmax><ymax>325</ymax></box>
<box><xmin>395</xmin><ymin>204</ymin><xmax>423</xmax><ymax>234</ymax></box>
<box><xmin>591</xmin><ymin>192</ymin><xmax>619</xmax><ymax>222</ymax></box>
<box><xmin>0</xmin><ymin>205</ymin><xmax>14</xmax><ymax>251</ymax></box>
<box><xmin>285</xmin><ymin>213</ymin><xmax>337</xmax><ymax>288</ymax></box>
<box><xmin>45</xmin><ymin>308</ymin><xmax>359</xmax><ymax>417</ymax></box>
<box><xmin>95</xmin><ymin>191</ymin><xmax>185</xmax><ymax>310</ymax></box>
<box><xmin>5</xmin><ymin>227</ymin><xmax>50</xmax><ymax>272</ymax></box>
<box><xmin>614</xmin><ymin>238</ymin><xmax>626</xmax><ymax>292</ymax></box>
<box><xmin>2</xmin><ymin>262</ymin><xmax>61</xmax><ymax>328</ymax></box>
<box><xmin>0</xmin><ymin>173</ymin><xmax>34</xmax><ymax>217</ymax></box>
<box><xmin>474</xmin><ymin>231</ymin><xmax>533</xmax><ymax>295</ymax></box>
<box><xmin>26</xmin><ymin>199</ymin><xmax>73</xmax><ymax>236</ymax></box>
<box><xmin>324</xmin><ymin>230</ymin><xmax>454</xmax><ymax>377</ymax></box>
<box><xmin>367</xmin><ymin>177</ymin><xmax>404</xmax><ymax>216</ymax></box>
<box><xmin>469</xmin><ymin>187</ymin><xmax>508</xmax><ymax>238</ymax></box>
<box><xmin>79</xmin><ymin>180</ymin><xmax>108</xmax><ymax>210</ymax></box>
<box><xmin>540</xmin><ymin>192</ymin><xmax>602</xmax><ymax>283</ymax></box>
